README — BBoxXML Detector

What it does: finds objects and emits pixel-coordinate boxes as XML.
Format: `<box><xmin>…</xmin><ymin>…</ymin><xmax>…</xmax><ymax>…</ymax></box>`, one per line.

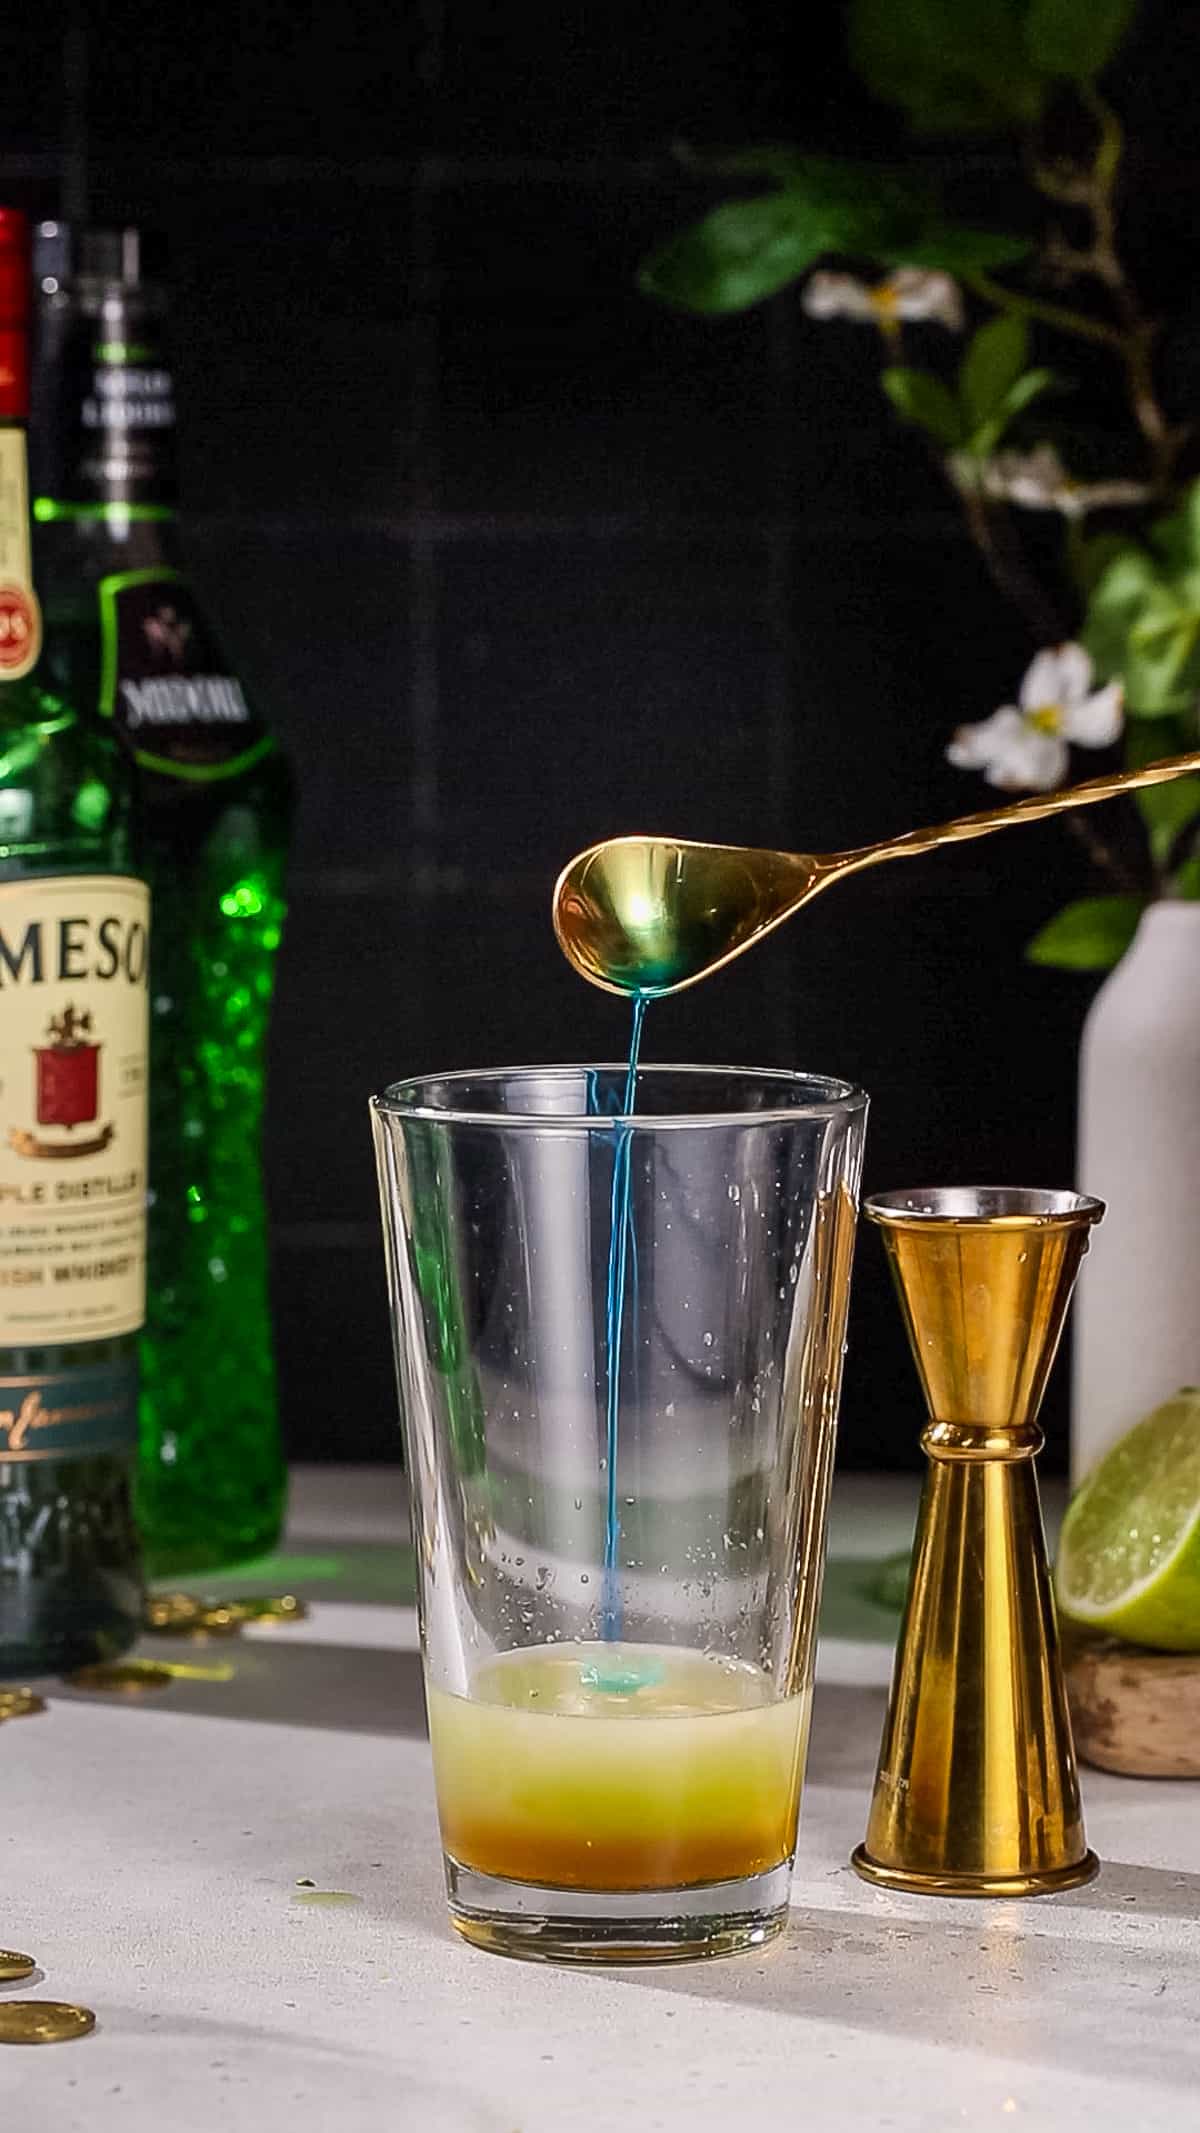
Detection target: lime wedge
<box><xmin>1056</xmin><ymin>1389</ymin><xmax>1200</xmax><ymax>1650</ymax></box>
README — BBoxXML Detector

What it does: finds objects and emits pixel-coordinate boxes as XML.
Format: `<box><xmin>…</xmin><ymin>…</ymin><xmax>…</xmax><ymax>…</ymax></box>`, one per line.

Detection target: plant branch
<box><xmin>1027</xmin><ymin>88</ymin><xmax>1185</xmax><ymax>490</ymax></box>
<box><xmin>962</xmin><ymin>268</ymin><xmax>1123</xmax><ymax>351</ymax></box>
<box><xmin>1062</xmin><ymin>807</ymin><xmax>1144</xmax><ymax>896</ymax></box>
<box><xmin>957</xmin><ymin>480</ymin><xmax>1069</xmax><ymax>644</ymax></box>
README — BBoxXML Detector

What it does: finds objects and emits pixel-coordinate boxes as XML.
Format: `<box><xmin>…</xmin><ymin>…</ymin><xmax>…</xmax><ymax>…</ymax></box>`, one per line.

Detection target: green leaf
<box><xmin>964</xmin><ymin>366</ymin><xmax>1060</xmax><ymax>456</ymax></box>
<box><xmin>960</xmin><ymin>314</ymin><xmax>1029</xmax><ymax>428</ymax></box>
<box><xmin>997</xmin><ymin>365</ymin><xmax>1058</xmax><ymax>418</ymax></box>
<box><xmin>1172</xmin><ymin>857</ymin><xmax>1200</xmax><ymax>899</ymax></box>
<box><xmin>1125</xmin><ymin>715</ymin><xmax>1194</xmax><ymax>771</ymax></box>
<box><xmin>1027</xmin><ymin>895</ymin><xmax>1147</xmax><ymax>970</ymax></box>
<box><xmin>1126</xmin><ymin>598</ymin><xmax>1200</xmax><ymax>716</ymax></box>
<box><xmin>1024</xmin><ymin>0</ymin><xmax>1139</xmax><ymax>82</ymax></box>
<box><xmin>848</xmin><ymin>0</ymin><xmax>1047</xmax><ymax>135</ymax></box>
<box><xmin>878</xmin><ymin>224</ymin><xmax>1032</xmax><ymax>271</ymax></box>
<box><xmin>1149</xmin><ymin>481</ymin><xmax>1200</xmax><ymax>577</ymax></box>
<box><xmin>1135</xmin><ymin>775</ymin><xmax>1200</xmax><ymax>866</ymax></box>
<box><xmin>638</xmin><ymin>163</ymin><xmax>940</xmax><ymax>315</ymax></box>
<box><xmin>639</xmin><ymin>195</ymin><xmax>840</xmax><ymax>314</ymax></box>
<box><xmin>881</xmin><ymin>367</ymin><xmax>964</xmax><ymax>449</ymax></box>
<box><xmin>1069</xmin><ymin>529</ymin><xmax>1130</xmax><ymax>597</ymax></box>
<box><xmin>1083</xmin><ymin>548</ymin><xmax>1161</xmax><ymax>677</ymax></box>
<box><xmin>1083</xmin><ymin>549</ymin><xmax>1200</xmax><ymax>716</ymax></box>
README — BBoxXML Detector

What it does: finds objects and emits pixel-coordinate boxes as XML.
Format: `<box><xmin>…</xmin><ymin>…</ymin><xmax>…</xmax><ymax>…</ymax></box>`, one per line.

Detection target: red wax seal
<box><xmin>36</xmin><ymin>1044</ymin><xmax>101</xmax><ymax>1129</ymax></box>
<box><xmin>0</xmin><ymin>582</ymin><xmax>39</xmax><ymax>672</ymax></box>
<box><xmin>0</xmin><ymin>209</ymin><xmax>29</xmax><ymax>421</ymax></box>
<box><xmin>34</xmin><ymin>1005</ymin><xmax>101</xmax><ymax>1129</ymax></box>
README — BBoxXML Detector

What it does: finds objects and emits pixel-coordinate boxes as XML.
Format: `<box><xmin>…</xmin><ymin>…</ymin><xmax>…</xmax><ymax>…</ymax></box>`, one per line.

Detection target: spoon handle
<box><xmin>840</xmin><ymin>748</ymin><xmax>1200</xmax><ymax>877</ymax></box>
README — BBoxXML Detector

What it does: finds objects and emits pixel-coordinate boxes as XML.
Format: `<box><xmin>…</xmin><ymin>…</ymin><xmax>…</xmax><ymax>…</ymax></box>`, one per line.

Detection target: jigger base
<box><xmin>850</xmin><ymin>1845</ymin><xmax>1099</xmax><ymax>1899</ymax></box>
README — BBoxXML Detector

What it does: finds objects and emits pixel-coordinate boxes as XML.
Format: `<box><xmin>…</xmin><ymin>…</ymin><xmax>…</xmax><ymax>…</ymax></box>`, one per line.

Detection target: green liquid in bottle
<box><xmin>32</xmin><ymin>223</ymin><xmax>293</xmax><ymax>1574</ymax></box>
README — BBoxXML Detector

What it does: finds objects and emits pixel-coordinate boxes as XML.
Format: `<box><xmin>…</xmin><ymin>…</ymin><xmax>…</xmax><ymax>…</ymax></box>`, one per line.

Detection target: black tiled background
<box><xmin>5</xmin><ymin>0</ymin><xmax>1152</xmax><ymax>1471</ymax></box>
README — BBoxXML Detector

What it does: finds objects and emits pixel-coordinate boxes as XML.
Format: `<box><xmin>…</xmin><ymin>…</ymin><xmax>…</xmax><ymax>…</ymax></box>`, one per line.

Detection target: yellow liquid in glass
<box><xmin>428</xmin><ymin>1641</ymin><xmax>811</xmax><ymax>1892</ymax></box>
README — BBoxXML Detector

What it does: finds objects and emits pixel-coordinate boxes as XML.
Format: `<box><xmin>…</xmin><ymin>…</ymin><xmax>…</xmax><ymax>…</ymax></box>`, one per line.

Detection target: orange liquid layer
<box><xmin>428</xmin><ymin>1642</ymin><xmax>810</xmax><ymax>1892</ymax></box>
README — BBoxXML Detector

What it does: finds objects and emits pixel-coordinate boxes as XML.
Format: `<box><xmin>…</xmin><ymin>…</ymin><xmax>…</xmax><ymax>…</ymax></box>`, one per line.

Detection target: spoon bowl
<box><xmin>553</xmin><ymin>749</ymin><xmax>1200</xmax><ymax>998</ymax></box>
<box><xmin>552</xmin><ymin>836</ymin><xmax>826</xmax><ymax>997</ymax></box>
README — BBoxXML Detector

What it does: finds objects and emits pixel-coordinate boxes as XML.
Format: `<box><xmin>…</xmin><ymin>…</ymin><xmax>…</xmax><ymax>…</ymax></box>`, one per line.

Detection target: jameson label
<box><xmin>0</xmin><ymin>875</ymin><xmax>149</xmax><ymax>1343</ymax></box>
<box><xmin>0</xmin><ymin>429</ymin><xmax>42</xmax><ymax>681</ymax></box>
<box><xmin>98</xmin><ymin>567</ymin><xmax>271</xmax><ymax>781</ymax></box>
<box><xmin>0</xmin><ymin>1358</ymin><xmax>137</xmax><ymax>1461</ymax></box>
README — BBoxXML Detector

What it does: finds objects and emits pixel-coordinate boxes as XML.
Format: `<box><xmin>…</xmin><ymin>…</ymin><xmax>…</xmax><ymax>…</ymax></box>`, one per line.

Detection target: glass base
<box><xmin>444</xmin><ymin>1856</ymin><xmax>792</xmax><ymax>1966</ymax></box>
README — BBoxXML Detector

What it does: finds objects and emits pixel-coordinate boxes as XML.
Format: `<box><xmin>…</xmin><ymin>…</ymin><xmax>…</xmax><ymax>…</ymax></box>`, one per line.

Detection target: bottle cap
<box><xmin>0</xmin><ymin>208</ymin><xmax>30</xmax><ymax>418</ymax></box>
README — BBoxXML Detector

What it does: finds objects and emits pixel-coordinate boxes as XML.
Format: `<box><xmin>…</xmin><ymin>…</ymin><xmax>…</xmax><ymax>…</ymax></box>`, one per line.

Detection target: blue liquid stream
<box><xmin>602</xmin><ymin>993</ymin><xmax>646</xmax><ymax>1640</ymax></box>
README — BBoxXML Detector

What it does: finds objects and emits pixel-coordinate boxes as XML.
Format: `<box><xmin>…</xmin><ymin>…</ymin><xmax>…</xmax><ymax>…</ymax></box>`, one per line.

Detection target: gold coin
<box><xmin>0</xmin><ymin>1952</ymin><xmax>35</xmax><ymax>1982</ymax></box>
<box><xmin>194</xmin><ymin>1605</ymin><xmax>243</xmax><ymax>1636</ymax></box>
<box><xmin>144</xmin><ymin>1594</ymin><xmax>242</xmax><ymax>1638</ymax></box>
<box><xmin>0</xmin><ymin>1689</ymin><xmax>46</xmax><ymax>1722</ymax></box>
<box><xmin>0</xmin><ymin>2001</ymin><xmax>95</xmax><ymax>2044</ymax></box>
<box><xmin>66</xmin><ymin>1662</ymin><xmax>173</xmax><ymax>1694</ymax></box>
<box><xmin>143</xmin><ymin>1591</ymin><xmax>205</xmax><ymax>1632</ymax></box>
<box><xmin>152</xmin><ymin>1605</ymin><xmax>243</xmax><ymax>1640</ymax></box>
<box><xmin>226</xmin><ymin>1593</ymin><xmax>307</xmax><ymax>1625</ymax></box>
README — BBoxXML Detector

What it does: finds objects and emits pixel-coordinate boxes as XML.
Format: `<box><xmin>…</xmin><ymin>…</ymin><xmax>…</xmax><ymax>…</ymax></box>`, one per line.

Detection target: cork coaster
<box><xmin>1065</xmin><ymin>1634</ymin><xmax>1200</xmax><ymax>1778</ymax></box>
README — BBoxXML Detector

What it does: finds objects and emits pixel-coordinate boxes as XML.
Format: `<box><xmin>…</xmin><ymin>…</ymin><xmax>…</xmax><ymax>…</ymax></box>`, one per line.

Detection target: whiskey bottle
<box><xmin>0</xmin><ymin>207</ymin><xmax>146</xmax><ymax>1671</ymax></box>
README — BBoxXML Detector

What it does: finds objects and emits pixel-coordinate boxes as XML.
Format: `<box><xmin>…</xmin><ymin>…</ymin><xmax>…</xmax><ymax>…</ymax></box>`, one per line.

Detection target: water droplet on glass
<box><xmin>702</xmin><ymin>1331</ymin><xmax>714</xmax><ymax>1348</ymax></box>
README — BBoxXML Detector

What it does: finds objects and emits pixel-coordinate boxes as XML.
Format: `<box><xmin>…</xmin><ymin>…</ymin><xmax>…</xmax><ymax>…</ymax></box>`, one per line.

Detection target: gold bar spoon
<box><xmin>553</xmin><ymin>749</ymin><xmax>1200</xmax><ymax>998</ymax></box>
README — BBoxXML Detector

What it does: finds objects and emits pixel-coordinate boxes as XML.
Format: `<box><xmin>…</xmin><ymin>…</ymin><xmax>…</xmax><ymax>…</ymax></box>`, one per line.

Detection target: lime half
<box><xmin>1056</xmin><ymin>1389</ymin><xmax>1200</xmax><ymax>1650</ymax></box>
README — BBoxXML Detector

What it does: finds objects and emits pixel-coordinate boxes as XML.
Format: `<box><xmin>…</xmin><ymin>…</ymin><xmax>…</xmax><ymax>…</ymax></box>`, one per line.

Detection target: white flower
<box><xmin>979</xmin><ymin>444</ymin><xmax>1077</xmax><ymax>512</ymax></box>
<box><xmin>802</xmin><ymin>266</ymin><xmax>964</xmax><ymax>333</ymax></box>
<box><xmin>947</xmin><ymin>644</ymin><xmax>1124</xmax><ymax>791</ymax></box>
<box><xmin>971</xmin><ymin>442</ymin><xmax>1152</xmax><ymax>519</ymax></box>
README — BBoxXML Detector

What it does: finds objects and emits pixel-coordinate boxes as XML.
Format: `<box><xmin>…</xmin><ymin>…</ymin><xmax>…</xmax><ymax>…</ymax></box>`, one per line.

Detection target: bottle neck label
<box><xmin>0</xmin><ymin>429</ymin><xmax>43</xmax><ymax>679</ymax></box>
<box><xmin>98</xmin><ymin>567</ymin><xmax>272</xmax><ymax>783</ymax></box>
<box><xmin>34</xmin><ymin>303</ymin><xmax>177</xmax><ymax>516</ymax></box>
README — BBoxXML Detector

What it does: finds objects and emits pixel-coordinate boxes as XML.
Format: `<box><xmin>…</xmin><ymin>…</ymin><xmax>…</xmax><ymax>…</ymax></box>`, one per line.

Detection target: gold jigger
<box><xmin>851</xmin><ymin>1186</ymin><xmax>1103</xmax><ymax>1899</ymax></box>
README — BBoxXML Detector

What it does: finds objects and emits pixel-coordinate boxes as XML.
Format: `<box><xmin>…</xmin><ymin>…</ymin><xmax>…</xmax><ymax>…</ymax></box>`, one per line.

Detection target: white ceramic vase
<box><xmin>1073</xmin><ymin>901</ymin><xmax>1200</xmax><ymax>1482</ymax></box>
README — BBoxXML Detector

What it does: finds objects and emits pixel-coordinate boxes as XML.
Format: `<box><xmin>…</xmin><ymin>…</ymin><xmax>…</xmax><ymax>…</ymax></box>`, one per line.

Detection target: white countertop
<box><xmin>4</xmin><ymin>1467</ymin><xmax>1198</xmax><ymax>2133</ymax></box>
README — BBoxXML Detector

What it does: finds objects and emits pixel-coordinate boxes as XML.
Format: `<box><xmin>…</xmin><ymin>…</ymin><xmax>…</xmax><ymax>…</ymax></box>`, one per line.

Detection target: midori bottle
<box><xmin>0</xmin><ymin>208</ymin><xmax>146</xmax><ymax>1671</ymax></box>
<box><xmin>32</xmin><ymin>224</ymin><xmax>292</xmax><ymax>1573</ymax></box>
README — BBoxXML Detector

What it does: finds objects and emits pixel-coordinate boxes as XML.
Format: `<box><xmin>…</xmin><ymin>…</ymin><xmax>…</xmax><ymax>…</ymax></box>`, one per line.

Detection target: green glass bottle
<box><xmin>0</xmin><ymin>207</ymin><xmax>146</xmax><ymax>1672</ymax></box>
<box><xmin>32</xmin><ymin>224</ymin><xmax>292</xmax><ymax>1575</ymax></box>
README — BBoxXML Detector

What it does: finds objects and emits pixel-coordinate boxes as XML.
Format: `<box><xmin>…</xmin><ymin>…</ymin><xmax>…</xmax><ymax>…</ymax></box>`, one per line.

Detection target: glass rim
<box><xmin>865</xmin><ymin>1185</ymin><xmax>1103</xmax><ymax>1228</ymax></box>
<box><xmin>370</xmin><ymin>1061</ymin><xmax>869</xmax><ymax>1133</ymax></box>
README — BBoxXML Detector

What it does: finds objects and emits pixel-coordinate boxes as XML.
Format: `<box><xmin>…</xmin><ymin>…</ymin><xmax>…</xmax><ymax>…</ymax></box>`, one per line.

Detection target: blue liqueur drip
<box><xmin>601</xmin><ymin>992</ymin><xmax>646</xmax><ymax>1641</ymax></box>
